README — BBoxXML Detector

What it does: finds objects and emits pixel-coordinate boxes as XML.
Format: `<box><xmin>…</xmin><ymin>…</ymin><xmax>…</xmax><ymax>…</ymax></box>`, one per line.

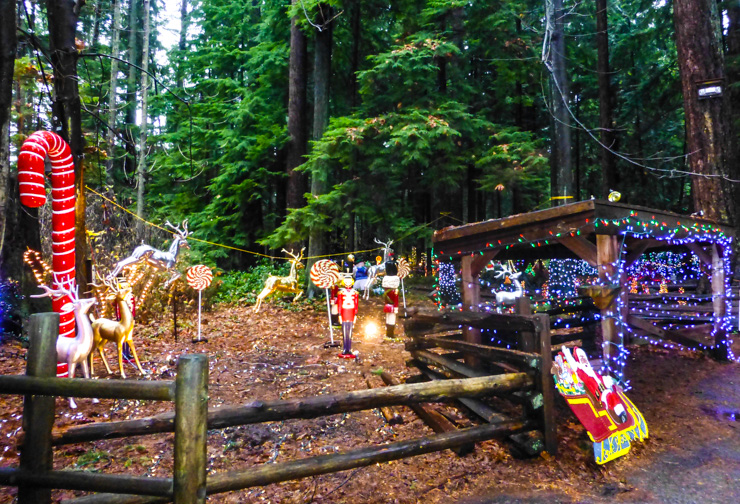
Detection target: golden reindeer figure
<box><xmin>253</xmin><ymin>248</ymin><xmax>306</xmax><ymax>312</ymax></box>
<box><xmin>89</xmin><ymin>276</ymin><xmax>146</xmax><ymax>379</ymax></box>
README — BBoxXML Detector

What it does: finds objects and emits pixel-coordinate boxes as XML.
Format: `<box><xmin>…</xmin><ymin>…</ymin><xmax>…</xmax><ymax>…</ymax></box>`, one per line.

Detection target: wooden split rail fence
<box><xmin>0</xmin><ymin>313</ymin><xmax>535</xmax><ymax>504</ymax></box>
<box><xmin>403</xmin><ymin>306</ymin><xmax>558</xmax><ymax>455</ymax></box>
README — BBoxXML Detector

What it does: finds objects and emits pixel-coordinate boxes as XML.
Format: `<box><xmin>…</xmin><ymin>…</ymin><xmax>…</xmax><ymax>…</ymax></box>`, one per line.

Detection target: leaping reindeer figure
<box><xmin>253</xmin><ymin>248</ymin><xmax>305</xmax><ymax>312</ymax></box>
<box><xmin>109</xmin><ymin>220</ymin><xmax>192</xmax><ymax>287</ymax></box>
<box><xmin>363</xmin><ymin>238</ymin><xmax>394</xmax><ymax>299</ymax></box>
<box><xmin>32</xmin><ymin>281</ymin><xmax>97</xmax><ymax>409</ymax></box>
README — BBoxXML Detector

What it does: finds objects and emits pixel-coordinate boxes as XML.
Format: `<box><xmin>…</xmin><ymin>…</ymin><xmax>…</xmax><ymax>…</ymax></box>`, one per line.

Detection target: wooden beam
<box><xmin>18</xmin><ymin>313</ymin><xmax>58</xmax><ymax>504</ymax></box>
<box><xmin>53</xmin><ymin>374</ymin><xmax>533</xmax><ymax>445</ymax></box>
<box><xmin>686</xmin><ymin>242</ymin><xmax>712</xmax><ymax>266</ymax></box>
<box><xmin>534</xmin><ymin>314</ymin><xmax>557</xmax><ymax>455</ymax></box>
<box><xmin>417</xmin><ymin>336</ymin><xmax>541</xmax><ymax>369</ymax></box>
<box><xmin>174</xmin><ymin>355</ymin><xmax>208</xmax><ymax>504</ymax></box>
<box><xmin>0</xmin><ymin>376</ymin><xmax>174</xmax><ymax>402</ymax></box>
<box><xmin>596</xmin><ymin>235</ymin><xmax>619</xmax><ymax>362</ymax></box>
<box><xmin>461</xmin><ymin>254</ymin><xmax>483</xmax><ymax>367</ymax></box>
<box><xmin>364</xmin><ymin>374</ymin><xmax>403</xmax><ymax>425</ymax></box>
<box><xmin>410</xmin><ymin>349</ymin><xmax>489</xmax><ymax>379</ymax></box>
<box><xmin>557</xmin><ymin>235</ymin><xmax>598</xmax><ymax>267</ymax></box>
<box><xmin>626</xmin><ymin>315</ymin><xmax>702</xmax><ymax>349</ymax></box>
<box><xmin>623</xmin><ymin>240</ymin><xmax>653</xmax><ymax>268</ymax></box>
<box><xmin>711</xmin><ymin>244</ymin><xmax>727</xmax><ymax>360</ymax></box>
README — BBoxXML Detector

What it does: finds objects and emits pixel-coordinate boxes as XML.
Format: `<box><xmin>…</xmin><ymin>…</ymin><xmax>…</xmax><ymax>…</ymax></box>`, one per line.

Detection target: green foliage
<box><xmin>212</xmin><ymin>258</ymin><xmax>294</xmax><ymax>305</ymax></box>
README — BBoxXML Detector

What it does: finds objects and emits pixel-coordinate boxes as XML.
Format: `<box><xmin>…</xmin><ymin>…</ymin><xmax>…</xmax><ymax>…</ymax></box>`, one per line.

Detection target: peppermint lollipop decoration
<box><xmin>310</xmin><ymin>259</ymin><xmax>342</xmax><ymax>346</ymax></box>
<box><xmin>310</xmin><ymin>259</ymin><xmax>341</xmax><ymax>289</ymax></box>
<box><xmin>187</xmin><ymin>265</ymin><xmax>213</xmax><ymax>343</ymax></box>
<box><xmin>397</xmin><ymin>257</ymin><xmax>411</xmax><ymax>314</ymax></box>
<box><xmin>187</xmin><ymin>265</ymin><xmax>213</xmax><ymax>291</ymax></box>
<box><xmin>397</xmin><ymin>257</ymin><xmax>411</xmax><ymax>279</ymax></box>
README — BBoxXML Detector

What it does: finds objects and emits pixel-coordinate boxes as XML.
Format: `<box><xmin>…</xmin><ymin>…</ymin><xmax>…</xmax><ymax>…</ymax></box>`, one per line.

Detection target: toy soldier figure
<box><xmin>382</xmin><ymin>275</ymin><xmax>400</xmax><ymax>339</ymax></box>
<box><xmin>336</xmin><ymin>276</ymin><xmax>360</xmax><ymax>358</ymax></box>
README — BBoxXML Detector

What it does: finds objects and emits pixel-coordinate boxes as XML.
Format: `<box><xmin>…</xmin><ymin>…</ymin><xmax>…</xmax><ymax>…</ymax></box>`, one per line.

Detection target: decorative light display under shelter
<box><xmin>433</xmin><ymin>210</ymin><xmax>738</xmax><ymax>379</ymax></box>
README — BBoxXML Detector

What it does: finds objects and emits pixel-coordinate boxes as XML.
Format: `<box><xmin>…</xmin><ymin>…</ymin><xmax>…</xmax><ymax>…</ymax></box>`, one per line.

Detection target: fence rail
<box><xmin>1</xmin><ymin>312</ymin><xmax>530</xmax><ymax>504</ymax></box>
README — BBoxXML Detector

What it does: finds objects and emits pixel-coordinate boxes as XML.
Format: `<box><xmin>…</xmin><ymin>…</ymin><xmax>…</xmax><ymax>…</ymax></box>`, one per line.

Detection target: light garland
<box><xmin>433</xmin><ymin>211</ymin><xmax>738</xmax><ymax>382</ymax></box>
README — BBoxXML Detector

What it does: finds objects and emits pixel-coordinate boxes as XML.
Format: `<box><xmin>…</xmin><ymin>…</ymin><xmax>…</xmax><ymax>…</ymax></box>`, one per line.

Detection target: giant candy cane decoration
<box><xmin>18</xmin><ymin>131</ymin><xmax>77</xmax><ymax>366</ymax></box>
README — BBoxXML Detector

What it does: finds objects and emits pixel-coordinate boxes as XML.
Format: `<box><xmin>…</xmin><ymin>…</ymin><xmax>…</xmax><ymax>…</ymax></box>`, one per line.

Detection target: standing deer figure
<box><xmin>363</xmin><ymin>238</ymin><xmax>394</xmax><ymax>299</ymax></box>
<box><xmin>491</xmin><ymin>265</ymin><xmax>523</xmax><ymax>307</ymax></box>
<box><xmin>32</xmin><ymin>282</ymin><xmax>97</xmax><ymax>409</ymax></box>
<box><xmin>253</xmin><ymin>248</ymin><xmax>305</xmax><ymax>312</ymax></box>
<box><xmin>89</xmin><ymin>277</ymin><xmax>146</xmax><ymax>379</ymax></box>
<box><xmin>109</xmin><ymin>220</ymin><xmax>192</xmax><ymax>287</ymax></box>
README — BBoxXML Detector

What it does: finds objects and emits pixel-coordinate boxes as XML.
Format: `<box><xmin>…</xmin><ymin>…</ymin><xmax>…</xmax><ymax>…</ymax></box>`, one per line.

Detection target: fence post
<box><xmin>174</xmin><ymin>354</ymin><xmax>209</xmax><ymax>503</ymax></box>
<box><xmin>18</xmin><ymin>312</ymin><xmax>59</xmax><ymax>504</ymax></box>
<box><xmin>515</xmin><ymin>298</ymin><xmax>536</xmax><ymax>352</ymax></box>
<box><xmin>534</xmin><ymin>313</ymin><xmax>557</xmax><ymax>455</ymax></box>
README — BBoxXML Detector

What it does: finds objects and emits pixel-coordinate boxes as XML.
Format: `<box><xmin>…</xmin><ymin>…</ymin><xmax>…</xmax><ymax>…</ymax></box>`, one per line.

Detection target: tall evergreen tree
<box><xmin>674</xmin><ymin>0</ymin><xmax>736</xmax><ymax>225</ymax></box>
<box><xmin>0</xmin><ymin>0</ymin><xmax>16</xmax><ymax>267</ymax></box>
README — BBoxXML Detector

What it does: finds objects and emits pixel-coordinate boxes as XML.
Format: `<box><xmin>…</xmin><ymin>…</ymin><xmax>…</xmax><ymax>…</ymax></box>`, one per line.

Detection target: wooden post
<box><xmin>596</xmin><ymin>234</ymin><xmax>618</xmax><ymax>363</ymax></box>
<box><xmin>174</xmin><ymin>355</ymin><xmax>208</xmax><ymax>503</ymax></box>
<box><xmin>711</xmin><ymin>244</ymin><xmax>728</xmax><ymax>360</ymax></box>
<box><xmin>534</xmin><ymin>313</ymin><xmax>557</xmax><ymax>454</ymax></box>
<box><xmin>460</xmin><ymin>252</ymin><xmax>497</xmax><ymax>368</ymax></box>
<box><xmin>515</xmin><ymin>297</ymin><xmax>536</xmax><ymax>352</ymax></box>
<box><xmin>18</xmin><ymin>313</ymin><xmax>59</xmax><ymax>504</ymax></box>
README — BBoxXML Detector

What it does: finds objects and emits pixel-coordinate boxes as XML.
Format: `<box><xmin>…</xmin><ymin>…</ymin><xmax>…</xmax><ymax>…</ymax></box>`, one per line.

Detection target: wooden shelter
<box><xmin>432</xmin><ymin>199</ymin><xmax>735</xmax><ymax>361</ymax></box>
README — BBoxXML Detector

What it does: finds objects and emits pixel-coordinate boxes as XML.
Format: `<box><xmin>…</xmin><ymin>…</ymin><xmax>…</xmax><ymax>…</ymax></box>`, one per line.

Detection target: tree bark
<box><xmin>285</xmin><ymin>0</ymin><xmax>308</xmax><ymax>216</ymax></box>
<box><xmin>307</xmin><ymin>3</ymin><xmax>333</xmax><ymax>297</ymax></box>
<box><xmin>136</xmin><ymin>0</ymin><xmax>151</xmax><ymax>240</ymax></box>
<box><xmin>124</xmin><ymin>0</ymin><xmax>139</xmax><ymax>178</ymax></box>
<box><xmin>673</xmin><ymin>0</ymin><xmax>736</xmax><ymax>225</ymax></box>
<box><xmin>46</xmin><ymin>0</ymin><xmax>88</xmax><ymax>294</ymax></box>
<box><xmin>596</xmin><ymin>0</ymin><xmax>617</xmax><ymax>198</ymax></box>
<box><xmin>548</xmin><ymin>0</ymin><xmax>573</xmax><ymax>206</ymax></box>
<box><xmin>106</xmin><ymin>0</ymin><xmax>123</xmax><ymax>178</ymax></box>
<box><xmin>0</xmin><ymin>0</ymin><xmax>16</xmax><ymax>268</ymax></box>
<box><xmin>176</xmin><ymin>0</ymin><xmax>189</xmax><ymax>89</ymax></box>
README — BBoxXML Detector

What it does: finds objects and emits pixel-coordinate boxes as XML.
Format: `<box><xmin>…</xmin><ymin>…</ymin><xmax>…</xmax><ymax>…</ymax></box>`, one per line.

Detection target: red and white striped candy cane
<box><xmin>18</xmin><ymin>131</ymin><xmax>76</xmax><ymax>374</ymax></box>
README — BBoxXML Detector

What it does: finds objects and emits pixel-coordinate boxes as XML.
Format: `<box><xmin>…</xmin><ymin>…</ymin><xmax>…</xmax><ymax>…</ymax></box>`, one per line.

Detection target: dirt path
<box><xmin>1</xmin><ymin>297</ymin><xmax>739</xmax><ymax>503</ymax></box>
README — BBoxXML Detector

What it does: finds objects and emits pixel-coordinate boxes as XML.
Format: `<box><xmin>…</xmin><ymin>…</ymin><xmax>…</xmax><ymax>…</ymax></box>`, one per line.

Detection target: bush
<box><xmin>0</xmin><ymin>277</ymin><xmax>24</xmax><ymax>344</ymax></box>
<box><xmin>212</xmin><ymin>259</ymin><xmax>297</xmax><ymax>305</ymax></box>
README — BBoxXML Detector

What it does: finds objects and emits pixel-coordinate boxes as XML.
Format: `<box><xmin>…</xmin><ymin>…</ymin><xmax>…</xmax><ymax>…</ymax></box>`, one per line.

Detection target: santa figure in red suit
<box><xmin>336</xmin><ymin>276</ymin><xmax>360</xmax><ymax>358</ymax></box>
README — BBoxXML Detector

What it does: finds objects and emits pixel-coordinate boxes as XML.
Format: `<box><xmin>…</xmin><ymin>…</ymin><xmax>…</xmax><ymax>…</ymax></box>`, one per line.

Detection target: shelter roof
<box><xmin>432</xmin><ymin>199</ymin><xmax>734</xmax><ymax>261</ymax></box>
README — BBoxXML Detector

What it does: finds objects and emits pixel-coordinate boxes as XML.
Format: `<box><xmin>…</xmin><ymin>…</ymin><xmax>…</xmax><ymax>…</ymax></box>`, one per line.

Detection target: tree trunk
<box><xmin>0</xmin><ymin>0</ymin><xmax>16</xmax><ymax>268</ymax></box>
<box><xmin>285</xmin><ymin>1</ymin><xmax>308</xmax><ymax>216</ymax></box>
<box><xmin>596</xmin><ymin>0</ymin><xmax>617</xmax><ymax>199</ymax></box>
<box><xmin>349</xmin><ymin>0</ymin><xmax>362</xmax><ymax>108</ymax></box>
<box><xmin>136</xmin><ymin>0</ymin><xmax>151</xmax><ymax>240</ymax></box>
<box><xmin>46</xmin><ymin>0</ymin><xmax>88</xmax><ymax>294</ymax></box>
<box><xmin>307</xmin><ymin>3</ymin><xmax>334</xmax><ymax>297</ymax></box>
<box><xmin>548</xmin><ymin>0</ymin><xmax>573</xmax><ymax>206</ymax></box>
<box><xmin>90</xmin><ymin>0</ymin><xmax>102</xmax><ymax>50</ymax></box>
<box><xmin>673</xmin><ymin>0</ymin><xmax>736</xmax><ymax>225</ymax></box>
<box><xmin>124</xmin><ymin>0</ymin><xmax>139</xmax><ymax>179</ymax></box>
<box><xmin>176</xmin><ymin>0</ymin><xmax>189</xmax><ymax>89</ymax></box>
<box><xmin>106</xmin><ymin>0</ymin><xmax>123</xmax><ymax>178</ymax></box>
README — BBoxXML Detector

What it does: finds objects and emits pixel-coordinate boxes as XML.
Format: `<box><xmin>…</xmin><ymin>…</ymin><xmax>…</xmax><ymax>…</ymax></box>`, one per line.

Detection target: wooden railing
<box><xmin>403</xmin><ymin>305</ymin><xmax>558</xmax><ymax>455</ymax></box>
<box><xmin>1</xmin><ymin>312</ymin><xmax>532</xmax><ymax>504</ymax></box>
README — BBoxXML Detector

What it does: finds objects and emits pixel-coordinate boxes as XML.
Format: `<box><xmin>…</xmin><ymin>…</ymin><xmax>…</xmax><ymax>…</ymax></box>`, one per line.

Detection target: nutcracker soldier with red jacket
<box><xmin>382</xmin><ymin>259</ymin><xmax>400</xmax><ymax>339</ymax></box>
<box><xmin>336</xmin><ymin>276</ymin><xmax>360</xmax><ymax>358</ymax></box>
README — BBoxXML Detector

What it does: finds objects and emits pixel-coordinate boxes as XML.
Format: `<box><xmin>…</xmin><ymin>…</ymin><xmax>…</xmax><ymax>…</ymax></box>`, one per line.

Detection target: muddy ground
<box><xmin>1</xmin><ymin>293</ymin><xmax>739</xmax><ymax>503</ymax></box>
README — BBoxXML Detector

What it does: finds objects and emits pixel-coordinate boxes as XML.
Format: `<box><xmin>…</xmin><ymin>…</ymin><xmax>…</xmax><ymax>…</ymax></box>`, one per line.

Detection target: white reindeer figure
<box><xmin>109</xmin><ymin>220</ymin><xmax>192</xmax><ymax>287</ymax></box>
<box><xmin>32</xmin><ymin>282</ymin><xmax>97</xmax><ymax>409</ymax></box>
<box><xmin>491</xmin><ymin>265</ymin><xmax>524</xmax><ymax>307</ymax></box>
<box><xmin>363</xmin><ymin>238</ymin><xmax>394</xmax><ymax>299</ymax></box>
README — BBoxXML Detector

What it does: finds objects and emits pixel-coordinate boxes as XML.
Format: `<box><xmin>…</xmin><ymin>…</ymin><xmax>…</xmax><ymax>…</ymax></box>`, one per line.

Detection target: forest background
<box><xmin>1</xmin><ymin>0</ymin><xmax>739</xmax><ymax>304</ymax></box>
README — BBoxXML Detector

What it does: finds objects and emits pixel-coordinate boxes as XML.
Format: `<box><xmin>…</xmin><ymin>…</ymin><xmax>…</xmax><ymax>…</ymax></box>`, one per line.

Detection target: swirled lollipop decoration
<box><xmin>187</xmin><ymin>265</ymin><xmax>213</xmax><ymax>343</ymax></box>
<box><xmin>397</xmin><ymin>257</ymin><xmax>411</xmax><ymax>313</ymax></box>
<box><xmin>18</xmin><ymin>131</ymin><xmax>76</xmax><ymax>377</ymax></box>
<box><xmin>310</xmin><ymin>259</ymin><xmax>341</xmax><ymax>345</ymax></box>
